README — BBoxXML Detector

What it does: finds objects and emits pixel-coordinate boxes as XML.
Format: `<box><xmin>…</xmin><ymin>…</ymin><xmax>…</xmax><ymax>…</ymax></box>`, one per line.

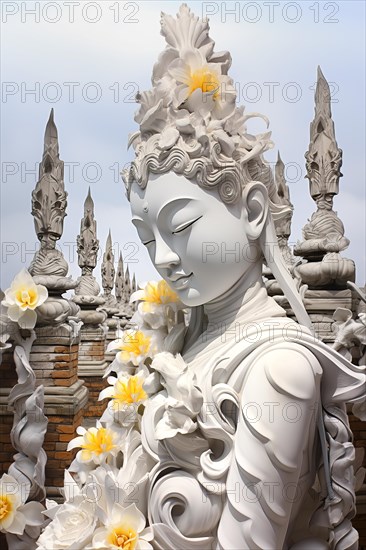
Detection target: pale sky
<box><xmin>1</xmin><ymin>0</ymin><xmax>365</xmax><ymax>290</ymax></box>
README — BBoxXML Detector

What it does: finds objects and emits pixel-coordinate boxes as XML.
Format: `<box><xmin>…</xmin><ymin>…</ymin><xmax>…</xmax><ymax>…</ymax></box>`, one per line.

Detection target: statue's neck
<box><xmin>184</xmin><ymin>263</ymin><xmax>286</xmax><ymax>362</ymax></box>
<box><xmin>203</xmin><ymin>262</ymin><xmax>279</xmax><ymax>327</ymax></box>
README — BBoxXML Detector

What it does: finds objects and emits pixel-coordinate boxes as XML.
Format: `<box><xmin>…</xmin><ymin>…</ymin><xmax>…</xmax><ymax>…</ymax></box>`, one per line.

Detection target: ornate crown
<box><xmin>123</xmin><ymin>4</ymin><xmax>279</xmax><ymax>205</ymax></box>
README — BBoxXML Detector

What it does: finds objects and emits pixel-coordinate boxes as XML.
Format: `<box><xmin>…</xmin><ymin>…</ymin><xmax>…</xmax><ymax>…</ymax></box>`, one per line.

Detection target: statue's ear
<box><xmin>241</xmin><ymin>181</ymin><xmax>269</xmax><ymax>241</ymax></box>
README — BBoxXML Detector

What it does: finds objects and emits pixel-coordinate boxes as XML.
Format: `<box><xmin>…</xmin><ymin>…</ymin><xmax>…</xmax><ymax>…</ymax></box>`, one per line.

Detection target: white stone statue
<box><xmin>121</xmin><ymin>5</ymin><xmax>365</xmax><ymax>549</ymax></box>
<box><xmin>31</xmin><ymin>5</ymin><xmax>365</xmax><ymax>550</ymax></box>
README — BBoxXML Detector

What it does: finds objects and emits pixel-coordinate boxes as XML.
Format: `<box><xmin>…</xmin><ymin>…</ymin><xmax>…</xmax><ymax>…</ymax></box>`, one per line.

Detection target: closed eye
<box><xmin>142</xmin><ymin>239</ymin><xmax>155</xmax><ymax>246</ymax></box>
<box><xmin>172</xmin><ymin>215</ymin><xmax>203</xmax><ymax>234</ymax></box>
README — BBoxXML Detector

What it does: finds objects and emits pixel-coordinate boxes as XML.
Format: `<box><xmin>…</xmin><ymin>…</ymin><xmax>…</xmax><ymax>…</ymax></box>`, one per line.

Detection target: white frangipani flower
<box><xmin>67</xmin><ymin>420</ymin><xmax>122</xmax><ymax>465</ymax></box>
<box><xmin>1</xmin><ymin>269</ymin><xmax>48</xmax><ymax>329</ymax></box>
<box><xmin>106</xmin><ymin>329</ymin><xmax>153</xmax><ymax>366</ymax></box>
<box><xmin>99</xmin><ymin>366</ymin><xmax>149</xmax><ymax>427</ymax></box>
<box><xmin>130</xmin><ymin>280</ymin><xmax>184</xmax><ymax>330</ymax></box>
<box><xmin>90</xmin><ymin>503</ymin><xmax>153</xmax><ymax>549</ymax></box>
<box><xmin>168</xmin><ymin>48</ymin><xmax>236</xmax><ymax>119</ymax></box>
<box><xmin>0</xmin><ymin>473</ymin><xmax>44</xmax><ymax>535</ymax></box>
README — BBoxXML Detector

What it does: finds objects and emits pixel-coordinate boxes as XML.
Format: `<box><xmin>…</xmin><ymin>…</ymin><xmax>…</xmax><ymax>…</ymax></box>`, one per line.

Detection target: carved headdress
<box><xmin>123</xmin><ymin>3</ymin><xmax>311</xmax><ymax>328</ymax></box>
<box><xmin>123</xmin><ymin>4</ymin><xmax>281</xmax><ymax>206</ymax></box>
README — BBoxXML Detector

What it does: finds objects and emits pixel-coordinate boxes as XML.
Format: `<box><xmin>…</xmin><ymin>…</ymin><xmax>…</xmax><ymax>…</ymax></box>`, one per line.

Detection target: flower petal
<box><xmin>67</xmin><ymin>436</ymin><xmax>85</xmax><ymax>451</ymax></box>
<box><xmin>36</xmin><ymin>284</ymin><xmax>48</xmax><ymax>306</ymax></box>
<box><xmin>6</xmin><ymin>304</ymin><xmax>22</xmax><ymax>322</ymax></box>
<box><xmin>11</xmin><ymin>268</ymin><xmax>35</xmax><ymax>289</ymax></box>
<box><xmin>130</xmin><ymin>290</ymin><xmax>145</xmax><ymax>303</ymax></box>
<box><xmin>2</xmin><ymin>288</ymin><xmax>16</xmax><ymax>306</ymax></box>
<box><xmin>17</xmin><ymin>501</ymin><xmax>44</xmax><ymax>526</ymax></box>
<box><xmin>18</xmin><ymin>308</ymin><xmax>37</xmax><ymax>329</ymax></box>
<box><xmin>99</xmin><ymin>386</ymin><xmax>115</xmax><ymax>401</ymax></box>
<box><xmin>6</xmin><ymin>509</ymin><xmax>26</xmax><ymax>535</ymax></box>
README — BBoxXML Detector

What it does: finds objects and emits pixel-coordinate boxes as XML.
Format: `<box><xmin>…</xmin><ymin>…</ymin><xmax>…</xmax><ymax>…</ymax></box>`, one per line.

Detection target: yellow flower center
<box><xmin>81</xmin><ymin>427</ymin><xmax>116</xmax><ymax>456</ymax></box>
<box><xmin>188</xmin><ymin>67</ymin><xmax>220</xmax><ymax>99</ymax></box>
<box><xmin>118</xmin><ymin>331</ymin><xmax>151</xmax><ymax>358</ymax></box>
<box><xmin>107</xmin><ymin>527</ymin><xmax>137</xmax><ymax>549</ymax></box>
<box><xmin>15</xmin><ymin>287</ymin><xmax>38</xmax><ymax>308</ymax></box>
<box><xmin>0</xmin><ymin>495</ymin><xmax>12</xmax><ymax>520</ymax></box>
<box><xmin>142</xmin><ymin>281</ymin><xmax>179</xmax><ymax>305</ymax></box>
<box><xmin>112</xmin><ymin>376</ymin><xmax>147</xmax><ymax>408</ymax></box>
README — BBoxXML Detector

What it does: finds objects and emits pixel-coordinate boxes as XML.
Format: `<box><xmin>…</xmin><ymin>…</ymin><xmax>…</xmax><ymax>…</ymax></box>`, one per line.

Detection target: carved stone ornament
<box><xmin>29</xmin><ymin>109</ymin><xmax>68</xmax><ymax>278</ymax></box>
<box><xmin>27</xmin><ymin>110</ymin><xmax>78</xmax><ymax>326</ymax></box>
<box><xmin>74</xmin><ymin>187</ymin><xmax>100</xmax><ymax>295</ymax></box>
<box><xmin>294</xmin><ymin>67</ymin><xmax>355</xmax><ymax>288</ymax></box>
<box><xmin>264</xmin><ymin>151</ymin><xmax>296</xmax><ymax>297</ymax></box>
<box><xmin>114</xmin><ymin>252</ymin><xmax>125</xmax><ymax>305</ymax></box>
<box><xmin>99</xmin><ymin>231</ymin><xmax>119</xmax><ymax>327</ymax></box>
<box><xmin>0</xmin><ymin>307</ymin><xmax>47</xmax><ymax>548</ymax></box>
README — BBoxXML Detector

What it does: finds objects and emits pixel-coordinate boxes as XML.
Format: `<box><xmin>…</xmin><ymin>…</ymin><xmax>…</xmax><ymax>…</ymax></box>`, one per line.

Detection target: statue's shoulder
<box><xmin>245</xmin><ymin>338</ymin><xmax>323</xmax><ymax>401</ymax></box>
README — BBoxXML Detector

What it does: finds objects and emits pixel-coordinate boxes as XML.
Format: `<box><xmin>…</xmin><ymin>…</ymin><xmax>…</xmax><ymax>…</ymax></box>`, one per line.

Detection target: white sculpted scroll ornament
<box><xmin>0</xmin><ymin>295</ymin><xmax>47</xmax><ymax>549</ymax></box>
<box><xmin>35</xmin><ymin>4</ymin><xmax>365</xmax><ymax>550</ymax></box>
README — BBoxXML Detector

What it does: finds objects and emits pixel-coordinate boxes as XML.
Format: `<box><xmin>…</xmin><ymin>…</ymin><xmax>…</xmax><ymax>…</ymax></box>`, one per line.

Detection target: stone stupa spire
<box><xmin>28</xmin><ymin>109</ymin><xmax>79</xmax><ymax>325</ymax></box>
<box><xmin>274</xmin><ymin>151</ymin><xmax>295</xmax><ymax>268</ymax></box>
<box><xmin>75</xmin><ymin>187</ymin><xmax>100</xmax><ymax>296</ymax></box>
<box><xmin>305</xmin><ymin>66</ymin><xmax>343</xmax><ymax>200</ymax></box>
<box><xmin>101</xmin><ymin>230</ymin><xmax>117</xmax><ymax>306</ymax></box>
<box><xmin>29</xmin><ymin>108</ymin><xmax>68</xmax><ymax>277</ymax></box>
<box><xmin>294</xmin><ymin>66</ymin><xmax>355</xmax><ymax>288</ymax></box>
<box><xmin>132</xmin><ymin>273</ymin><xmax>137</xmax><ymax>294</ymax></box>
<box><xmin>115</xmin><ymin>252</ymin><xmax>125</xmax><ymax>305</ymax></box>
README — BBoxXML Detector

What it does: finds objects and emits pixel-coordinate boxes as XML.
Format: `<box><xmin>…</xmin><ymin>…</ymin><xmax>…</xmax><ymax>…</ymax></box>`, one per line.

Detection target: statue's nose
<box><xmin>154</xmin><ymin>237</ymin><xmax>180</xmax><ymax>269</ymax></box>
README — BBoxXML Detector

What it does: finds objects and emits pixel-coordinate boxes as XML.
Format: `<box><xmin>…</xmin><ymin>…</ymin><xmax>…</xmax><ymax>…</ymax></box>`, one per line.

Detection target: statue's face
<box><xmin>130</xmin><ymin>172</ymin><xmax>257</xmax><ymax>306</ymax></box>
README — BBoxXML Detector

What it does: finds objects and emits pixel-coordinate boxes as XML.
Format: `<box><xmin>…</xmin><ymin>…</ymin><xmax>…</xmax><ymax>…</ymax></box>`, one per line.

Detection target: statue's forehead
<box><xmin>130</xmin><ymin>175</ymin><xmax>205</xmax><ymax>219</ymax></box>
<box><xmin>132</xmin><ymin>194</ymin><xmax>200</xmax><ymax>225</ymax></box>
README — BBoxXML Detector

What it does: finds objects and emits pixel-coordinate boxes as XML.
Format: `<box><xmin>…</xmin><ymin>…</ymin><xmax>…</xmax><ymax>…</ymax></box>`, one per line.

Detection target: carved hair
<box><xmin>123</xmin><ymin>134</ymin><xmax>282</xmax><ymax>206</ymax></box>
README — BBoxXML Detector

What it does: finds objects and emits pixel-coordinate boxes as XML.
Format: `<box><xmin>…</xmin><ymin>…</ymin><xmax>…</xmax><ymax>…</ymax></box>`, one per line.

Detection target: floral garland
<box><xmin>31</xmin><ymin>279</ymin><xmax>202</xmax><ymax>549</ymax></box>
<box><xmin>0</xmin><ymin>268</ymin><xmax>204</xmax><ymax>548</ymax></box>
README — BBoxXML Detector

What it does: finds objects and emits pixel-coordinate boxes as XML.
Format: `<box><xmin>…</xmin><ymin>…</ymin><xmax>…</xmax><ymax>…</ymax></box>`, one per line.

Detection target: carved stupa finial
<box><xmin>115</xmin><ymin>253</ymin><xmax>125</xmax><ymax>304</ymax></box>
<box><xmin>78</xmin><ymin>187</ymin><xmax>98</xmax><ymax>270</ymax></box>
<box><xmin>293</xmin><ymin>67</ymin><xmax>354</xmax><ymax>289</ymax></box>
<box><xmin>315</xmin><ymin>66</ymin><xmax>332</xmax><ymax>119</ymax></box>
<box><xmin>275</xmin><ymin>152</ymin><xmax>291</xmax><ymax>205</ymax></box>
<box><xmin>132</xmin><ymin>273</ymin><xmax>137</xmax><ymax>294</ymax></box>
<box><xmin>124</xmin><ymin>265</ymin><xmax>131</xmax><ymax>296</ymax></box>
<box><xmin>29</xmin><ymin>109</ymin><xmax>68</xmax><ymax>277</ymax></box>
<box><xmin>101</xmin><ymin>230</ymin><xmax>116</xmax><ymax>302</ymax></box>
<box><xmin>305</xmin><ymin>66</ymin><xmax>343</xmax><ymax>200</ymax></box>
<box><xmin>273</xmin><ymin>151</ymin><xmax>295</xmax><ymax>268</ymax></box>
<box><xmin>74</xmin><ymin>187</ymin><xmax>100</xmax><ymax>296</ymax></box>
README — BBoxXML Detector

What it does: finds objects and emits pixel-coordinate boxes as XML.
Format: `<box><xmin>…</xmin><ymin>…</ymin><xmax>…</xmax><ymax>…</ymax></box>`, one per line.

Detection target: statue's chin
<box><xmin>175</xmin><ymin>286</ymin><xmax>204</xmax><ymax>308</ymax></box>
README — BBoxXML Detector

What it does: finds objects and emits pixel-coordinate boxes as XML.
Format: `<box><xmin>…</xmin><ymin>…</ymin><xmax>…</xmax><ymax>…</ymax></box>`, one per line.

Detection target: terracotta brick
<box><xmin>54</xmin><ymin>376</ymin><xmax>78</xmax><ymax>387</ymax></box>
<box><xmin>53</xmin><ymin>361</ymin><xmax>74</xmax><ymax>369</ymax></box>
<box><xmin>54</xmin><ymin>451</ymin><xmax>72</xmax><ymax>460</ymax></box>
<box><xmin>48</xmin><ymin>416</ymin><xmax>70</xmax><ymax>424</ymax></box>
<box><xmin>51</xmin><ymin>370</ymin><xmax>75</xmax><ymax>379</ymax></box>
<box><xmin>46</xmin><ymin>460</ymin><xmax>61</xmax><ymax>468</ymax></box>
<box><xmin>58</xmin><ymin>434</ymin><xmax>75</xmax><ymax>444</ymax></box>
<box><xmin>55</xmin><ymin>424</ymin><xmax>76</xmax><ymax>434</ymax></box>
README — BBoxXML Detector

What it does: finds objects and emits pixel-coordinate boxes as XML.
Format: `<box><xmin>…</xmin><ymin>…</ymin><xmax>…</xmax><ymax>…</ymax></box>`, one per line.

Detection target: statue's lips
<box><xmin>168</xmin><ymin>272</ymin><xmax>193</xmax><ymax>290</ymax></box>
